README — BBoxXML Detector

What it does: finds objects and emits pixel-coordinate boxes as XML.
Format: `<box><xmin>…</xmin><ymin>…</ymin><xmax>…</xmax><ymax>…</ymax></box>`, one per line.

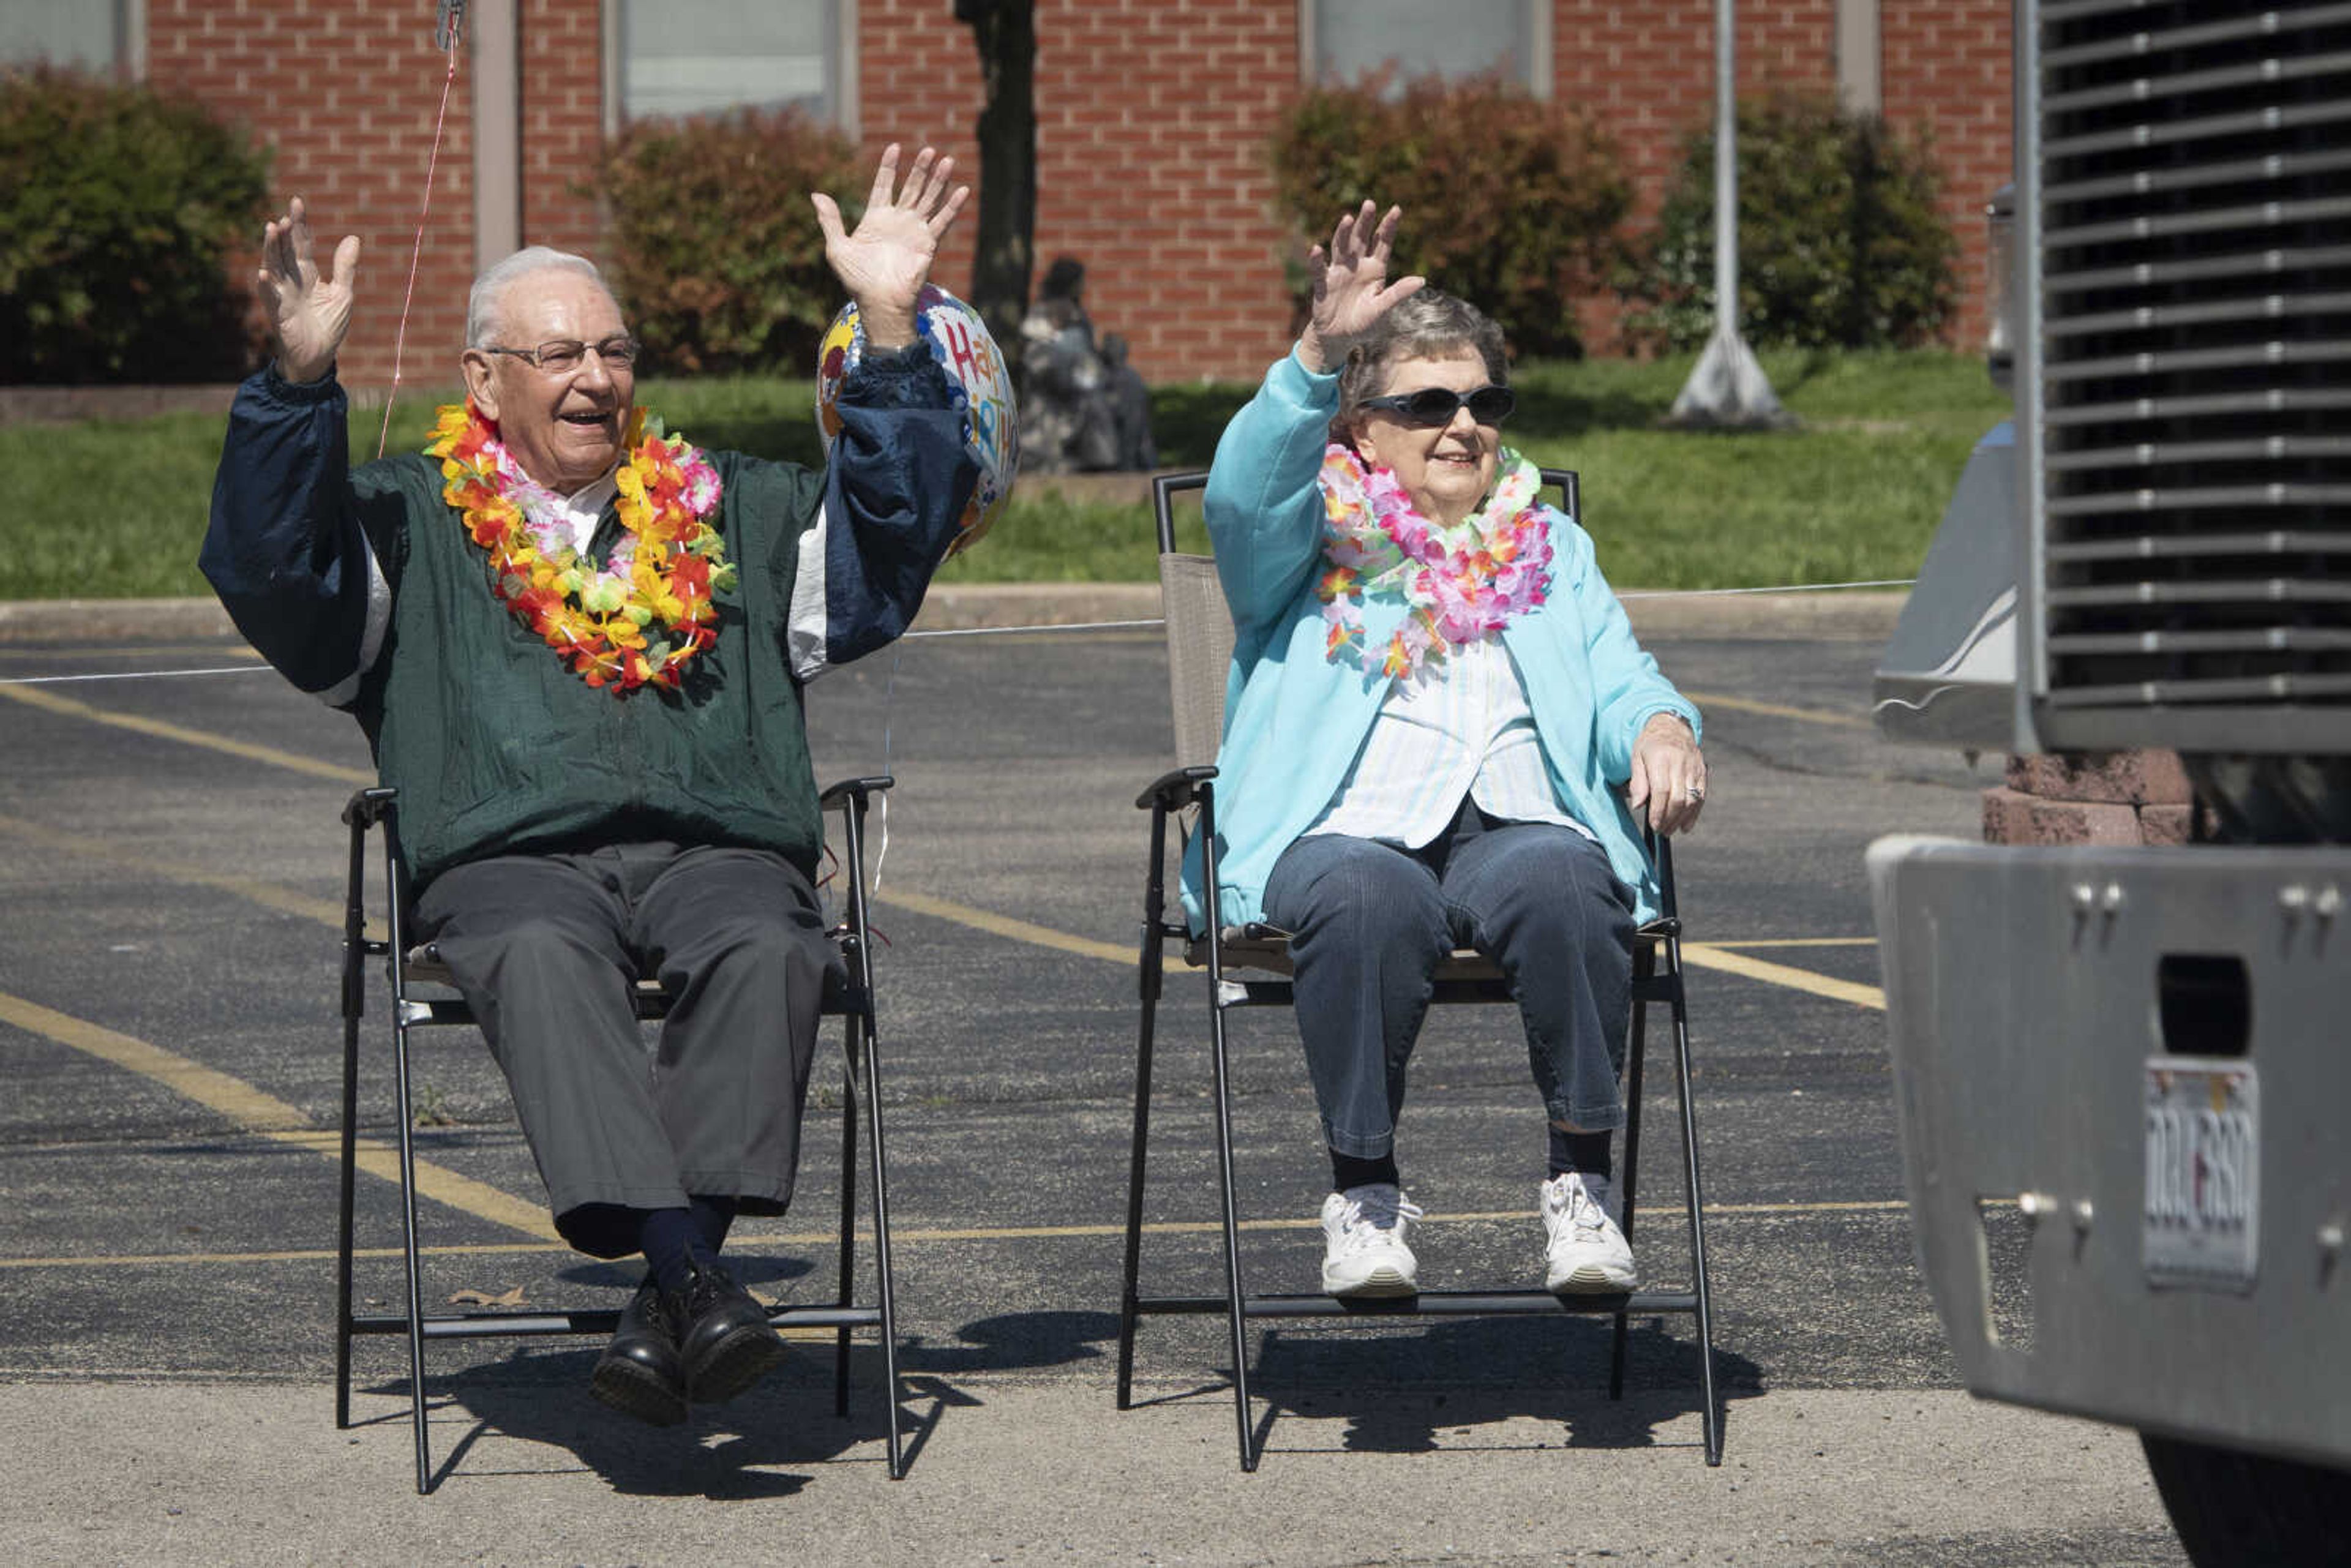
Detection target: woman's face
<box><xmin>1350</xmin><ymin>348</ymin><xmax>1502</xmax><ymax>528</ymax></box>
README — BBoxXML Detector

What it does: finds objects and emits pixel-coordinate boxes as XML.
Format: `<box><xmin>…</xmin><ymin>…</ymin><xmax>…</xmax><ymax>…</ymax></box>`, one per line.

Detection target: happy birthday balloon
<box><xmin>816</xmin><ymin>284</ymin><xmax>1017</xmax><ymax>554</ymax></box>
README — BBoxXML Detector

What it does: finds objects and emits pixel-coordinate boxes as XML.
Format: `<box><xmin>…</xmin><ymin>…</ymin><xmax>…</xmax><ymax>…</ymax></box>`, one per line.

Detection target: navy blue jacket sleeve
<box><xmin>199</xmin><ymin>366</ymin><xmax>398</xmax><ymax>708</ymax></box>
<box><xmin>787</xmin><ymin>342</ymin><xmax>981</xmax><ymax>677</ymax></box>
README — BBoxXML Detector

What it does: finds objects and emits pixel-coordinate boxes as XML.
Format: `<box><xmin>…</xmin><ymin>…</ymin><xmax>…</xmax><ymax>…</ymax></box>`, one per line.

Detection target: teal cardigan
<box><xmin>1180</xmin><ymin>350</ymin><xmax>1701</xmax><ymax>933</ymax></box>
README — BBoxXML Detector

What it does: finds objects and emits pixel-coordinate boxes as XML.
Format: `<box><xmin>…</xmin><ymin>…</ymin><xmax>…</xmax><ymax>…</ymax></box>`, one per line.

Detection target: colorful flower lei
<box><xmin>427</xmin><ymin>402</ymin><xmax>736</xmax><ymax>693</ymax></box>
<box><xmin>1315</xmin><ymin>443</ymin><xmax>1554</xmax><ymax>680</ymax></box>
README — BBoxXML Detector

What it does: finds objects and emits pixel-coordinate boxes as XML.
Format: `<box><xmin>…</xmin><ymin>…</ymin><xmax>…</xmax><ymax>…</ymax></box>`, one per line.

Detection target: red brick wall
<box><xmin>1553</xmin><ymin>1</ymin><xmax>1836</xmax><ymax>351</ymax></box>
<box><xmin>520</xmin><ymin>0</ymin><xmax>606</xmax><ymax>261</ymax></box>
<box><xmin>146</xmin><ymin>0</ymin><xmax>480</xmax><ymax>388</ymax></box>
<box><xmin>858</xmin><ymin>0</ymin><xmax>1300</xmax><ymax>386</ymax></box>
<box><xmin>135</xmin><ymin>0</ymin><xmax>2012</xmax><ymax>386</ymax></box>
<box><xmin>1883</xmin><ymin>0</ymin><xmax>2011</xmax><ymax>354</ymax></box>
<box><xmin>845</xmin><ymin>0</ymin><xmax>985</xmax><ymax>325</ymax></box>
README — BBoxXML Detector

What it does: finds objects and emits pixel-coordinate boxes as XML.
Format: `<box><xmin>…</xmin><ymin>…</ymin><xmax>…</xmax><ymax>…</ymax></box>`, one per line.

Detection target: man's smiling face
<box><xmin>460</xmin><ymin>269</ymin><xmax>634</xmax><ymax>492</ymax></box>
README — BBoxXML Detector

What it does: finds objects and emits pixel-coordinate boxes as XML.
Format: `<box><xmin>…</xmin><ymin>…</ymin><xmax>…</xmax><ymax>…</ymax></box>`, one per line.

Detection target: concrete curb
<box><xmin>0</xmin><ymin>588</ymin><xmax>1906</xmax><ymax>645</ymax></box>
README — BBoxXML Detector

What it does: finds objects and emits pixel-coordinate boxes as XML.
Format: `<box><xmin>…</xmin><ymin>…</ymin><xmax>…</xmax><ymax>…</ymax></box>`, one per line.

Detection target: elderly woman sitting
<box><xmin>1187</xmin><ymin>203</ymin><xmax>1708</xmax><ymax>1297</ymax></box>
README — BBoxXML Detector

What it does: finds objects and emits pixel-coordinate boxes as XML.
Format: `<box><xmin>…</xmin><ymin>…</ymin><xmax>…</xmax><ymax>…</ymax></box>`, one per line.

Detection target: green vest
<box><xmin>349</xmin><ymin>449</ymin><xmax>828</xmax><ymax>892</ymax></box>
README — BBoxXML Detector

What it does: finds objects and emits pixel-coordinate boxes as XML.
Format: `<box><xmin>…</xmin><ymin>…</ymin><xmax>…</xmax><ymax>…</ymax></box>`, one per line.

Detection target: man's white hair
<box><xmin>466</xmin><ymin>247</ymin><xmax>616</xmax><ymax>348</ymax></box>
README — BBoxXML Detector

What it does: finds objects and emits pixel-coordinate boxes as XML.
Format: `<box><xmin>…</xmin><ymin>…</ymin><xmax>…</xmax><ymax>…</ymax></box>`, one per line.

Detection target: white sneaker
<box><xmin>1319</xmin><ymin>1183</ymin><xmax>1423</xmax><ymax>1297</ymax></box>
<box><xmin>1542</xmin><ymin>1171</ymin><xmax>1638</xmax><ymax>1293</ymax></box>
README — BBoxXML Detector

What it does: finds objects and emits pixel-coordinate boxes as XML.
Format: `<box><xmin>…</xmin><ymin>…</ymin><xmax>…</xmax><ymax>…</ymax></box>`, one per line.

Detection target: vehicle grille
<box><xmin>2033</xmin><ymin>0</ymin><xmax>2351</xmax><ymax>750</ymax></box>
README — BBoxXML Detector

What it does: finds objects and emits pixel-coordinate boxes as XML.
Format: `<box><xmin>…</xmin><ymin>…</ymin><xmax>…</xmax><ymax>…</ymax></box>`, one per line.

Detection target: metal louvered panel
<box><xmin>2025</xmin><ymin>0</ymin><xmax>2351</xmax><ymax>752</ymax></box>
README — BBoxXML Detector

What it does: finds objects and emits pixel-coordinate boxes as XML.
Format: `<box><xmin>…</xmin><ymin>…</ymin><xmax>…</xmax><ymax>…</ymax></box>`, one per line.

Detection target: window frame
<box><xmin>1297</xmin><ymin>0</ymin><xmax>1551</xmax><ymax>97</ymax></box>
<box><xmin>600</xmin><ymin>0</ymin><xmax>858</xmax><ymax>134</ymax></box>
<box><xmin>0</xmin><ymin>0</ymin><xmax>141</xmax><ymax>75</ymax></box>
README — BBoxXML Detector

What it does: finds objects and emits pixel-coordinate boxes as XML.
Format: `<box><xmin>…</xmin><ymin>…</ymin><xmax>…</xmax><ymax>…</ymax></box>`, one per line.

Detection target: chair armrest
<box><xmin>1136</xmin><ymin>765</ymin><xmax>1218</xmax><ymax>812</ymax></box>
<box><xmin>341</xmin><ymin>784</ymin><xmax>397</xmax><ymax>828</ymax></box>
<box><xmin>820</xmin><ymin>775</ymin><xmax>896</xmax><ymax>811</ymax></box>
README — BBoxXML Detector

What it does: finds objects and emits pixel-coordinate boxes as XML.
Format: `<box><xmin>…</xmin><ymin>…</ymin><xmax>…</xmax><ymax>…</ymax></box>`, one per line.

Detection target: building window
<box><xmin>1</xmin><ymin>0</ymin><xmax>130</xmax><ymax>72</ymax></box>
<box><xmin>616</xmin><ymin>0</ymin><xmax>843</xmax><ymax>124</ymax></box>
<box><xmin>1305</xmin><ymin>0</ymin><xmax>1545</xmax><ymax>93</ymax></box>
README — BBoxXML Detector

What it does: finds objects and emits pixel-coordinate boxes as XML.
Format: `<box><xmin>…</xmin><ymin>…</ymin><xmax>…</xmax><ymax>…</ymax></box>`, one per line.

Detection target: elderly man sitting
<box><xmin>201</xmin><ymin>147</ymin><xmax>980</xmax><ymax>1427</ymax></box>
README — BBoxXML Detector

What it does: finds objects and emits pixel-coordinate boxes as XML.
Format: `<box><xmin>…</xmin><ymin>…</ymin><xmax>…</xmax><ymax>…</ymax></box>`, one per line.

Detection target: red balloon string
<box><xmin>376</xmin><ymin>14</ymin><xmax>467</xmax><ymax>459</ymax></box>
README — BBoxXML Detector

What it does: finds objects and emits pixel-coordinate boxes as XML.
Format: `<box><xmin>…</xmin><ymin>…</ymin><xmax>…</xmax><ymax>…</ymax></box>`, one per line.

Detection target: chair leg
<box><xmin>834</xmin><ymin>1037</ymin><xmax>858</xmax><ymax>1420</ymax></box>
<box><xmin>1206</xmin><ymin>994</ymin><xmax>1256</xmax><ymax>1472</ymax></box>
<box><xmin>1191</xmin><ymin>798</ymin><xmax>1256</xmax><ymax>1471</ymax></box>
<box><xmin>1611</xmin><ymin>943</ymin><xmax>1654</xmax><ymax>1401</ymax></box>
<box><xmin>855</xmin><ymin>1008</ymin><xmax>906</xmax><ymax>1480</ymax></box>
<box><xmin>336</xmin><ymin>962</ymin><xmax>363</xmax><ymax>1433</ymax></box>
<box><xmin>336</xmin><ymin>811</ymin><xmax>370</xmax><ymax>1433</ymax></box>
<box><xmin>388</xmin><ymin>989</ymin><xmax>435</xmax><ymax>1494</ymax></box>
<box><xmin>1664</xmin><ymin>940</ymin><xmax>1722</xmax><ymax>1465</ymax></box>
<box><xmin>1116</xmin><ymin>956</ymin><xmax>1161</xmax><ymax>1411</ymax></box>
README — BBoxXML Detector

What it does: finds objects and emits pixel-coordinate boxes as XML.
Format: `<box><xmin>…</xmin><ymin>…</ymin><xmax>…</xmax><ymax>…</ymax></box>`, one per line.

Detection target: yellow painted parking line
<box><xmin>877</xmin><ymin>885</ymin><xmax>1887</xmax><ymax>1012</ymax></box>
<box><xmin>0</xmin><ymin>813</ymin><xmax>346</xmax><ymax>928</ymax></box>
<box><xmin>873</xmin><ymin>887</ymin><xmax>1136</xmax><ymax>966</ymax></box>
<box><xmin>1681</xmin><ymin>689</ymin><xmax>1868</xmax><ymax>729</ymax></box>
<box><xmin>10</xmin><ymin>677</ymin><xmax>1892</xmax><ymax>1017</ymax></box>
<box><xmin>1680</xmin><ymin>943</ymin><xmax>1885</xmax><ymax>1011</ymax></box>
<box><xmin>1703</xmin><ymin>937</ymin><xmax>1876</xmax><ymax>949</ymax></box>
<box><xmin>0</xmin><ymin>989</ymin><xmax>555</xmax><ymax>1241</ymax></box>
<box><xmin>0</xmin><ymin>684</ymin><xmax>372</xmax><ymax>786</ymax></box>
<box><xmin>0</xmin><ymin>1199</ymin><xmax>1911</xmax><ymax>1271</ymax></box>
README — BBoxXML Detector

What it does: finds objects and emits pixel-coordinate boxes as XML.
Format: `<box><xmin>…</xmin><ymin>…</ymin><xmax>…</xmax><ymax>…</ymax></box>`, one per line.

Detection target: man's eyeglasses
<box><xmin>1354</xmin><ymin>384</ymin><xmax>1516</xmax><ymax>427</ymax></box>
<box><xmin>480</xmin><ymin>336</ymin><xmax>642</xmax><ymax>375</ymax></box>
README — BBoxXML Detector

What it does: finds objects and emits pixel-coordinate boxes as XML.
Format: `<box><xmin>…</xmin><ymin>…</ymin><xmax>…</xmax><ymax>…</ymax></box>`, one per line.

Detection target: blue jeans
<box><xmin>1261</xmin><ymin>806</ymin><xmax>1636</xmax><ymax>1160</ymax></box>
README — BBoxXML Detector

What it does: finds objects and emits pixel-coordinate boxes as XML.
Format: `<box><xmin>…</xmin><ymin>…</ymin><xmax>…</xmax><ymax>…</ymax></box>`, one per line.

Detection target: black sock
<box><xmin>1548</xmin><ymin>1126</ymin><xmax>1613</xmax><ymax>1181</ymax></box>
<box><xmin>688</xmin><ymin>1195</ymin><xmax>737</xmax><ymax>1255</ymax></box>
<box><xmin>1330</xmin><ymin>1149</ymin><xmax>1401</xmax><ymax>1193</ymax></box>
<box><xmin>638</xmin><ymin>1207</ymin><xmax>702</xmax><ymax>1293</ymax></box>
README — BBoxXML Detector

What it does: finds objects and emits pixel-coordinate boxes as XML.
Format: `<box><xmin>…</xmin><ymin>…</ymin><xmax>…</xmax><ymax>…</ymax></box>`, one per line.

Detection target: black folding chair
<box><xmin>1116</xmin><ymin>469</ymin><xmax>1720</xmax><ymax>1471</ymax></box>
<box><xmin>333</xmin><ymin>777</ymin><xmax>904</xmax><ymax>1493</ymax></box>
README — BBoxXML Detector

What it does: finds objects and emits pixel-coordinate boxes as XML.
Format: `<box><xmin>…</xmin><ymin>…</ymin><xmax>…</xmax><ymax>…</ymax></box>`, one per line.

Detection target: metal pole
<box><xmin>1713</xmin><ymin>0</ymin><xmax>1737</xmax><ymax>343</ymax></box>
<box><xmin>1667</xmin><ymin>0</ymin><xmax>1793</xmax><ymax>430</ymax></box>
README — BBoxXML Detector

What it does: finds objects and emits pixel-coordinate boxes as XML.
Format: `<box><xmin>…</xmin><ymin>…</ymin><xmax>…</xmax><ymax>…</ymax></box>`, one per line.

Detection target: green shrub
<box><xmin>1621</xmin><ymin>91</ymin><xmax>1958</xmax><ymax>352</ymax></box>
<box><xmin>1268</xmin><ymin>75</ymin><xmax>1630</xmax><ymax>359</ymax></box>
<box><xmin>588</xmin><ymin>110</ymin><xmax>864</xmax><ymax>376</ymax></box>
<box><xmin>0</xmin><ymin>67</ymin><xmax>271</xmax><ymax>383</ymax></box>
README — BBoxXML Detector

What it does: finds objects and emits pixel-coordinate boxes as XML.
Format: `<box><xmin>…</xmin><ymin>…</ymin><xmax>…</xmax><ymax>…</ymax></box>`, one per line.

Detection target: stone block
<box><xmin>1981</xmin><ymin>787</ymin><xmax>2143</xmax><ymax>846</ymax></box>
<box><xmin>2004</xmin><ymin>749</ymin><xmax>2193</xmax><ymax>806</ymax></box>
<box><xmin>2139</xmin><ymin>803</ymin><xmax>2196</xmax><ymax>846</ymax></box>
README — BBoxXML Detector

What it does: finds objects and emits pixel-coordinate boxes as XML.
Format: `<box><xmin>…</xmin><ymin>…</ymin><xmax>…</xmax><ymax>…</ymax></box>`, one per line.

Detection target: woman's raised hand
<box><xmin>1297</xmin><ymin>201</ymin><xmax>1425</xmax><ymax>374</ymax></box>
<box><xmin>256</xmin><ymin>197</ymin><xmax>362</xmax><ymax>385</ymax></box>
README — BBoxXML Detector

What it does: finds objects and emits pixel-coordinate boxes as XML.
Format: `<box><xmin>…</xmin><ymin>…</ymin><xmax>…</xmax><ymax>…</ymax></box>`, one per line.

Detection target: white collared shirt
<box><xmin>1305</xmin><ymin>635</ymin><xmax>1594</xmax><ymax>848</ymax></box>
<box><xmin>552</xmin><ymin>471</ymin><xmax>621</xmax><ymax>557</ymax></box>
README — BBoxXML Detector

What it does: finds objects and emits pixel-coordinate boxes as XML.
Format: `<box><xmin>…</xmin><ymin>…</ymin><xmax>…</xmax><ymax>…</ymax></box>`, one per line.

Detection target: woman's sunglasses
<box><xmin>1354</xmin><ymin>384</ymin><xmax>1517</xmax><ymax>427</ymax></box>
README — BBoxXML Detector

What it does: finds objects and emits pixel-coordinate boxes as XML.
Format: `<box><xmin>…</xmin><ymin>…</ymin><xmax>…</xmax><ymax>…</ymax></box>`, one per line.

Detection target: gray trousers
<box><xmin>414</xmin><ymin>842</ymin><xmax>834</xmax><ymax>1258</ymax></box>
<box><xmin>1261</xmin><ymin>805</ymin><xmax>1637</xmax><ymax>1161</ymax></box>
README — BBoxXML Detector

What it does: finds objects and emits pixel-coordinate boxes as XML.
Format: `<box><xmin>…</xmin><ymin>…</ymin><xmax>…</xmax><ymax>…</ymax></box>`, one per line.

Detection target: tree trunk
<box><xmin>958</xmin><ymin>0</ymin><xmax>1037</xmax><ymax>350</ymax></box>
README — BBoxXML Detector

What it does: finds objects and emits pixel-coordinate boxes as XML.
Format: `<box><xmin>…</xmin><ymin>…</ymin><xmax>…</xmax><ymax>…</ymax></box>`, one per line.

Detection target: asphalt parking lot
<box><xmin>0</xmin><ymin>591</ymin><xmax>2189</xmax><ymax>1564</ymax></box>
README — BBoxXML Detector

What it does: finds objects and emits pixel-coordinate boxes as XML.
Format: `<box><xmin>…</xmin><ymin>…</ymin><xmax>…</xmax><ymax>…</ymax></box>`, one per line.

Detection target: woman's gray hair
<box><xmin>466</xmin><ymin>247</ymin><xmax>615</xmax><ymax>348</ymax></box>
<box><xmin>1336</xmin><ymin>289</ymin><xmax>1510</xmax><ymax>420</ymax></box>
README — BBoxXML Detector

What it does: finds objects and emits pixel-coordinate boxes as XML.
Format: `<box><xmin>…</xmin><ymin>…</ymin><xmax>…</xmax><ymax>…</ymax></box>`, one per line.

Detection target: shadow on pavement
<box><xmin>354</xmin><ymin>1308</ymin><xmax>1120</xmax><ymax>1492</ymax></box>
<box><xmin>1239</xmin><ymin>1315</ymin><xmax>1763</xmax><ymax>1460</ymax></box>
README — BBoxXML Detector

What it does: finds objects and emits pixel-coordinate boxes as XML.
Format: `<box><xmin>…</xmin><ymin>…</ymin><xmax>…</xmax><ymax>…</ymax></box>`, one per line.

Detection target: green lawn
<box><xmin>1</xmin><ymin>349</ymin><xmax>2009</xmax><ymax>600</ymax></box>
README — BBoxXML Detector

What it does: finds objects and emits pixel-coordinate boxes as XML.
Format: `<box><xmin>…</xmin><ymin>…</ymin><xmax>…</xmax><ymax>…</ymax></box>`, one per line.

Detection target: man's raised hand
<box><xmin>256</xmin><ymin>197</ymin><xmax>362</xmax><ymax>384</ymax></box>
<box><xmin>811</xmin><ymin>143</ymin><xmax>969</xmax><ymax>352</ymax></box>
<box><xmin>1298</xmin><ymin>201</ymin><xmax>1425</xmax><ymax>374</ymax></box>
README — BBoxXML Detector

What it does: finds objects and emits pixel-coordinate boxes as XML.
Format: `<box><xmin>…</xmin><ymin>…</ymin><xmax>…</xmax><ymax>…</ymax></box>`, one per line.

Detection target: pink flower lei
<box><xmin>1314</xmin><ymin>443</ymin><xmax>1554</xmax><ymax>680</ymax></box>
